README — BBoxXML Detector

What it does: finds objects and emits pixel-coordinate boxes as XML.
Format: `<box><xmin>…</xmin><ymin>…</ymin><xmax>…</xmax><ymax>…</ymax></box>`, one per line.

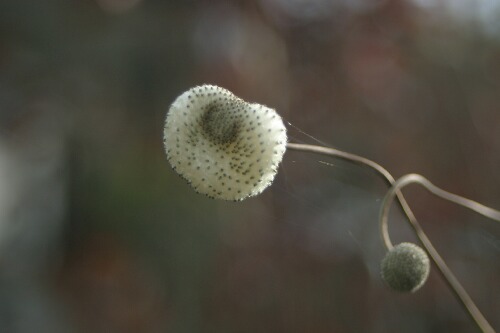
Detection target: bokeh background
<box><xmin>0</xmin><ymin>0</ymin><xmax>499</xmax><ymax>332</ymax></box>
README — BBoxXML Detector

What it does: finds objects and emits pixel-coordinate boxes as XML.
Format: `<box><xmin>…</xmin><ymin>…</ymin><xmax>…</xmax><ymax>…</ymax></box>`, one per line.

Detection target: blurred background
<box><xmin>0</xmin><ymin>0</ymin><xmax>499</xmax><ymax>332</ymax></box>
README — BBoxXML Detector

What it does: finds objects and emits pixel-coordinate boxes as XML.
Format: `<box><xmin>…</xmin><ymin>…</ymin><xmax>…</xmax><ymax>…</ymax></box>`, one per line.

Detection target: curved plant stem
<box><xmin>286</xmin><ymin>142</ymin><xmax>495</xmax><ymax>333</ymax></box>
<box><xmin>380</xmin><ymin>173</ymin><xmax>500</xmax><ymax>250</ymax></box>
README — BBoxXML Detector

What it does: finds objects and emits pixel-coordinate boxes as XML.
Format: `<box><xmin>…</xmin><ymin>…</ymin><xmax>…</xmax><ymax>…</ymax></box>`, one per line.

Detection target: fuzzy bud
<box><xmin>164</xmin><ymin>85</ymin><xmax>287</xmax><ymax>201</ymax></box>
<box><xmin>381</xmin><ymin>242</ymin><xmax>430</xmax><ymax>293</ymax></box>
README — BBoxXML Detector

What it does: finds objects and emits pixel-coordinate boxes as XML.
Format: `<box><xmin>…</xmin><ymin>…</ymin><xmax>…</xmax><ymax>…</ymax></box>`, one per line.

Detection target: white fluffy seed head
<box><xmin>381</xmin><ymin>242</ymin><xmax>430</xmax><ymax>293</ymax></box>
<box><xmin>164</xmin><ymin>85</ymin><xmax>287</xmax><ymax>201</ymax></box>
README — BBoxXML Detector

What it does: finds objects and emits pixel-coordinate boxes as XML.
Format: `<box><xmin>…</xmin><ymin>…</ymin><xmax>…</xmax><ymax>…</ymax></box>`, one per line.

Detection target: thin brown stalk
<box><xmin>286</xmin><ymin>142</ymin><xmax>495</xmax><ymax>333</ymax></box>
<box><xmin>380</xmin><ymin>173</ymin><xmax>500</xmax><ymax>250</ymax></box>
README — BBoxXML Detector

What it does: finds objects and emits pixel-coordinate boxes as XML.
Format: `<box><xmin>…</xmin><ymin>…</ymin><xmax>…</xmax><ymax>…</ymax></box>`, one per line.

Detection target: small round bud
<box><xmin>381</xmin><ymin>242</ymin><xmax>430</xmax><ymax>293</ymax></box>
<box><xmin>164</xmin><ymin>85</ymin><xmax>287</xmax><ymax>201</ymax></box>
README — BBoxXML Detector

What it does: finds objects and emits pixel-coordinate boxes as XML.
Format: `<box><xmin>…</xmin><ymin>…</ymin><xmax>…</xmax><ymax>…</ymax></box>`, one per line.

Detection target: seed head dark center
<box><xmin>201</xmin><ymin>103</ymin><xmax>241</xmax><ymax>145</ymax></box>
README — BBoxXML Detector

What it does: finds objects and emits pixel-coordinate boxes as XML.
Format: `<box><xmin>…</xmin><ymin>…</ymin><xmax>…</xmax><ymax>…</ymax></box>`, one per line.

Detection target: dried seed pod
<box><xmin>164</xmin><ymin>85</ymin><xmax>287</xmax><ymax>201</ymax></box>
<box><xmin>381</xmin><ymin>242</ymin><xmax>430</xmax><ymax>292</ymax></box>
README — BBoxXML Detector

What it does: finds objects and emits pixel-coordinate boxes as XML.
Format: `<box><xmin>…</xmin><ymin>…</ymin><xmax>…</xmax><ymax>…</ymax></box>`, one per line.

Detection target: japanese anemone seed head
<box><xmin>164</xmin><ymin>85</ymin><xmax>287</xmax><ymax>201</ymax></box>
<box><xmin>381</xmin><ymin>242</ymin><xmax>430</xmax><ymax>293</ymax></box>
